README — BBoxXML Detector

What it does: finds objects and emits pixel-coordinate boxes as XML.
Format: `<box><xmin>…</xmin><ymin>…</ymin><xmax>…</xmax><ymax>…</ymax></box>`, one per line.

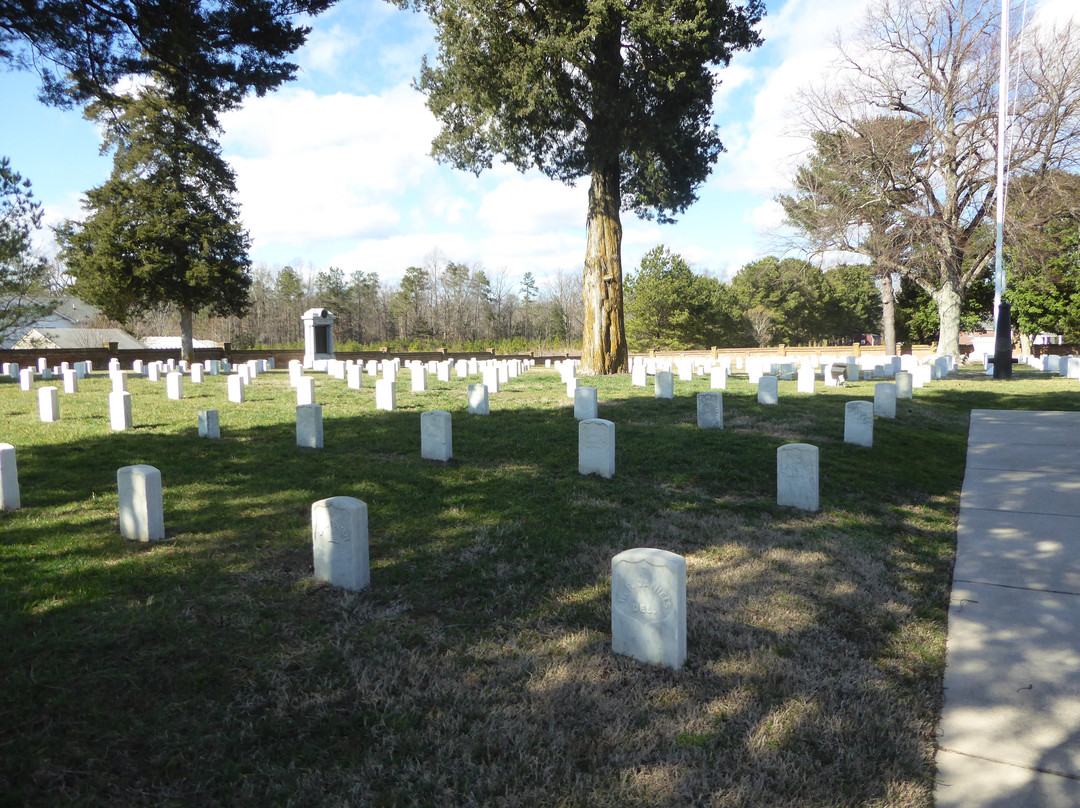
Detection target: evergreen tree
<box><xmin>395</xmin><ymin>0</ymin><xmax>763</xmax><ymax>373</ymax></box>
<box><xmin>0</xmin><ymin>158</ymin><xmax>53</xmax><ymax>344</ymax></box>
<box><xmin>57</xmin><ymin>88</ymin><xmax>252</xmax><ymax>360</ymax></box>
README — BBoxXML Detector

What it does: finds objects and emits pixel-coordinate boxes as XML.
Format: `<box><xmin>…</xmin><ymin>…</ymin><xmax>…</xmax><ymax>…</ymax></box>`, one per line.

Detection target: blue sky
<box><xmin>1</xmin><ymin>0</ymin><xmax>1076</xmax><ymax>292</ymax></box>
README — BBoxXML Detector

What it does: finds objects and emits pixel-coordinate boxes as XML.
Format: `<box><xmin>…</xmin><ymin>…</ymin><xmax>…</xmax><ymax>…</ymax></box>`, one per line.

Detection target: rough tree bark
<box><xmin>179</xmin><ymin>305</ymin><xmax>194</xmax><ymax>362</ymax></box>
<box><xmin>580</xmin><ymin>163</ymin><xmax>628</xmax><ymax>374</ymax></box>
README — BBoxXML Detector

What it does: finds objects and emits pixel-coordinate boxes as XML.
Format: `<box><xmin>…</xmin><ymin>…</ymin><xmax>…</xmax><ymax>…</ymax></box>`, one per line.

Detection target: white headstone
<box><xmin>456</xmin><ymin>362</ymin><xmax>469</xmax><ymax>378</ymax></box>
<box><xmin>566</xmin><ymin>377</ymin><xmax>578</xmax><ymax>399</ymax></box>
<box><xmin>797</xmin><ymin>363</ymin><xmax>815</xmax><ymax>394</ymax></box>
<box><xmin>38</xmin><ymin>386</ymin><xmax>59</xmax><ymax>422</ymax></box>
<box><xmin>421</xmin><ymin>410</ymin><xmax>453</xmax><ymax>461</ymax></box>
<box><xmin>166</xmin><ymin>372</ymin><xmax>184</xmax><ymax>400</ymax></box>
<box><xmin>696</xmin><ymin>392</ymin><xmax>723</xmax><ymax>429</ymax></box>
<box><xmin>631</xmin><ymin>364</ymin><xmax>647</xmax><ymax>387</ymax></box>
<box><xmin>411</xmin><ymin>367</ymin><xmax>427</xmax><ymax>392</ymax></box>
<box><xmin>375</xmin><ymin>378</ymin><xmax>396</xmax><ymax>411</ymax></box>
<box><xmin>874</xmin><ymin>382</ymin><xmax>897</xmax><ymax>419</ymax></box>
<box><xmin>437</xmin><ymin>362</ymin><xmax>451</xmax><ymax>382</ymax></box>
<box><xmin>117</xmin><ymin>464</ymin><xmax>165</xmax><ymax>541</ymax></box>
<box><xmin>198</xmin><ymin>409</ymin><xmax>220</xmax><ymax>439</ymax></box>
<box><xmin>347</xmin><ymin>364</ymin><xmax>363</xmax><ymax>390</ymax></box>
<box><xmin>777</xmin><ymin>443</ymin><xmax>819</xmax><ymax>511</ymax></box>
<box><xmin>190</xmin><ymin>364</ymin><xmax>204</xmax><ymax>384</ymax></box>
<box><xmin>311</xmin><ymin>496</ymin><xmax>370</xmax><ymax>591</ymax></box>
<box><xmin>844</xmin><ymin>401</ymin><xmax>874</xmax><ymax>447</ymax></box>
<box><xmin>574</xmin><ymin>386</ymin><xmax>598</xmax><ymax>420</ymax></box>
<box><xmin>757</xmin><ymin>374</ymin><xmax>779</xmax><ymax>405</ymax></box>
<box><xmin>19</xmin><ymin>367</ymin><xmax>33</xmax><ymax>391</ymax></box>
<box><xmin>611</xmin><ymin>548</ymin><xmax>687</xmax><ymax>669</ymax></box>
<box><xmin>147</xmin><ymin>363</ymin><xmax>161</xmax><ymax>382</ymax></box>
<box><xmin>709</xmin><ymin>366</ymin><xmax>727</xmax><ymax>390</ymax></box>
<box><xmin>0</xmin><ymin>443</ymin><xmax>20</xmax><ymax>511</ymax></box>
<box><xmin>579</xmin><ymin>418</ymin><xmax>615</xmax><ymax>479</ymax></box>
<box><xmin>224</xmin><ymin>373</ymin><xmax>243</xmax><ymax>403</ymax></box>
<box><xmin>482</xmin><ymin>366</ymin><xmax>500</xmax><ymax>394</ymax></box>
<box><xmin>297</xmin><ymin>376</ymin><xmax>316</xmax><ymax>406</ymax></box>
<box><xmin>109</xmin><ymin>391</ymin><xmax>133</xmax><ymax>431</ymax></box>
<box><xmin>654</xmin><ymin>371</ymin><xmax>674</xmax><ymax>399</ymax></box>
<box><xmin>467</xmin><ymin>383</ymin><xmax>489</xmax><ymax>415</ymax></box>
<box><xmin>296</xmin><ymin>404</ymin><xmax>324</xmax><ymax>449</ymax></box>
<box><xmin>894</xmin><ymin>371</ymin><xmax>913</xmax><ymax>400</ymax></box>
<box><xmin>62</xmin><ymin>369</ymin><xmax>78</xmax><ymax>394</ymax></box>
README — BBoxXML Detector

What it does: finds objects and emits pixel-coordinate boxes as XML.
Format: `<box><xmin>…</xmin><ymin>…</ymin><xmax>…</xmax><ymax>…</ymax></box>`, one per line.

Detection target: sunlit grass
<box><xmin>1</xmin><ymin>360</ymin><xmax>1077</xmax><ymax>807</ymax></box>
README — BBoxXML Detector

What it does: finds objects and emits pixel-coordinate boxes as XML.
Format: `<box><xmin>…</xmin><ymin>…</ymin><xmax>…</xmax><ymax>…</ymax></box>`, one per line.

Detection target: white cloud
<box><xmin>220</xmin><ymin>83</ymin><xmax>441</xmax><ymax>250</ymax></box>
<box><xmin>299</xmin><ymin>24</ymin><xmax>358</xmax><ymax>75</ymax></box>
<box><xmin>476</xmin><ymin>176</ymin><xmax>587</xmax><ymax>234</ymax></box>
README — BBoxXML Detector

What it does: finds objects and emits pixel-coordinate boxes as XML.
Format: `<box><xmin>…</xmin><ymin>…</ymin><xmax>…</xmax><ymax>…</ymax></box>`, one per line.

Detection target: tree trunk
<box><xmin>933</xmin><ymin>282</ymin><xmax>963</xmax><ymax>357</ymax></box>
<box><xmin>580</xmin><ymin>163</ymin><xmax>628</xmax><ymax>375</ymax></box>
<box><xmin>180</xmin><ymin>305</ymin><xmax>194</xmax><ymax>362</ymax></box>
<box><xmin>879</xmin><ymin>272</ymin><xmax>897</xmax><ymax>356</ymax></box>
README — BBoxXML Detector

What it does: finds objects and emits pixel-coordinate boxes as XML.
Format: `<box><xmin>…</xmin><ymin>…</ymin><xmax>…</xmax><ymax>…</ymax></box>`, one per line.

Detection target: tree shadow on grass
<box><xmin>3</xmin><ymin>372</ymin><xmax>1075</xmax><ymax>806</ymax></box>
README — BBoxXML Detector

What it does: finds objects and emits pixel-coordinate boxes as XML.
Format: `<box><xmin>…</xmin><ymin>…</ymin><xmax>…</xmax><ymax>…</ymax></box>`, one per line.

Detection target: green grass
<box><xmin>1</xmin><ymin>361</ymin><xmax>1077</xmax><ymax>807</ymax></box>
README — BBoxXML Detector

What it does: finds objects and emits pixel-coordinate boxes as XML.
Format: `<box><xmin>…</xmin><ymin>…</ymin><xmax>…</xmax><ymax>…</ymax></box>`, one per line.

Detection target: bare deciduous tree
<box><xmin>799</xmin><ymin>0</ymin><xmax>1080</xmax><ymax>355</ymax></box>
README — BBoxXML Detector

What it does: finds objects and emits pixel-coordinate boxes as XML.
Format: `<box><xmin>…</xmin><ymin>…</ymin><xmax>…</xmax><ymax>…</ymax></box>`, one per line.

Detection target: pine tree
<box><xmin>57</xmin><ymin>88</ymin><xmax>252</xmax><ymax>360</ymax></box>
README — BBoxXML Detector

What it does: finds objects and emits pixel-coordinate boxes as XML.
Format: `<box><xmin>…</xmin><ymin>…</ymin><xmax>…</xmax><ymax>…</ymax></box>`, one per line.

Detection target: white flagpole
<box><xmin>992</xmin><ymin>0</ymin><xmax>1012</xmax><ymax>378</ymax></box>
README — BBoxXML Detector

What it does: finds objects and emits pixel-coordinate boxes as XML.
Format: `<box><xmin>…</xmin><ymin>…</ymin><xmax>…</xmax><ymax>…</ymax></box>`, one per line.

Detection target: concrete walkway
<box><xmin>935</xmin><ymin>410</ymin><xmax>1080</xmax><ymax>808</ymax></box>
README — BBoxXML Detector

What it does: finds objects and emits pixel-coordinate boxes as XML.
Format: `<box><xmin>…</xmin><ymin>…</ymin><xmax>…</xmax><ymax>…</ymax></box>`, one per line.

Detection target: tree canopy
<box><xmin>1</xmin><ymin>157</ymin><xmax>53</xmax><ymax>344</ymax></box>
<box><xmin>1</xmin><ymin>0</ymin><xmax>334</xmax><ymax>124</ymax></box>
<box><xmin>396</xmin><ymin>0</ymin><xmax>764</xmax><ymax>373</ymax></box>
<box><xmin>624</xmin><ymin>246</ymin><xmax>735</xmax><ymax>350</ymax></box>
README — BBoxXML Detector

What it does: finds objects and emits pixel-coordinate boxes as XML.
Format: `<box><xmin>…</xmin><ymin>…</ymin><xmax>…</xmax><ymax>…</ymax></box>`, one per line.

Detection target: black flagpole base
<box><xmin>992</xmin><ymin>301</ymin><xmax>1013</xmax><ymax>380</ymax></box>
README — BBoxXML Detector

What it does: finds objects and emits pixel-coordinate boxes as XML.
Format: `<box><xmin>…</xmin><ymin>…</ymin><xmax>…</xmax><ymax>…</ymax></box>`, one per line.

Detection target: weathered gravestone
<box><xmin>0</xmin><ymin>443</ymin><xmax>20</xmax><ymax>510</ymax></box>
<box><xmin>109</xmin><ymin>391</ymin><xmax>133</xmax><ymax>431</ymax></box>
<box><xmin>38</xmin><ymin>386</ymin><xmax>59</xmax><ymax>422</ymax></box>
<box><xmin>894</xmin><ymin>371</ymin><xmax>913</xmax><ymax>400</ymax></box>
<box><xmin>696</xmin><ymin>392</ymin><xmax>723</xmax><ymax>429</ymax></box>
<box><xmin>296</xmin><ymin>404</ymin><xmax>324</xmax><ymax>449</ymax></box>
<box><xmin>757</xmin><ymin>374</ymin><xmax>779</xmax><ymax>405</ymax></box>
<box><xmin>654</xmin><ymin>370</ymin><xmax>674</xmax><ymax>399</ymax></box>
<box><xmin>117</xmin><ymin>464</ymin><xmax>165</xmax><ymax>541</ymax></box>
<box><xmin>777</xmin><ymin>443</ymin><xmax>819</xmax><ymax>512</ymax></box>
<box><xmin>198</xmin><ymin>410</ymin><xmax>220</xmax><ymax>439</ymax></box>
<box><xmin>611</xmin><ymin>548</ymin><xmax>687</xmax><ymax>669</ymax></box>
<box><xmin>311</xmin><ymin>496</ymin><xmax>370</xmax><ymax>591</ymax></box>
<box><xmin>421</xmin><ymin>410</ymin><xmax>453</xmax><ymax>461</ymax></box>
<box><xmin>467</xmin><ymin>383</ymin><xmax>489</xmax><ymax>415</ymax></box>
<box><xmin>574</xmin><ymin>386</ymin><xmax>598</xmax><ymax>420</ymax></box>
<box><xmin>874</xmin><ymin>382</ymin><xmax>897</xmax><ymax>419</ymax></box>
<box><xmin>579</xmin><ymin>418</ymin><xmax>615</xmax><ymax>479</ymax></box>
<box><xmin>844</xmin><ymin>400</ymin><xmax>873</xmax><ymax>447</ymax></box>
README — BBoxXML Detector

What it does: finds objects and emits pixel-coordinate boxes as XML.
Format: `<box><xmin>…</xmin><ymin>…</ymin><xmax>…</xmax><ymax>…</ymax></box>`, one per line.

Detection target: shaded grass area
<box><xmin>1</xmin><ymin>364</ymin><xmax>1077</xmax><ymax>807</ymax></box>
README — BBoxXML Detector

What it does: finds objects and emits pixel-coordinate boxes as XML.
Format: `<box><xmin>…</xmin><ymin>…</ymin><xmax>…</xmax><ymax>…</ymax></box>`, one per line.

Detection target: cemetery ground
<box><xmin>1</xmin><ymin>363</ymin><xmax>1077</xmax><ymax>807</ymax></box>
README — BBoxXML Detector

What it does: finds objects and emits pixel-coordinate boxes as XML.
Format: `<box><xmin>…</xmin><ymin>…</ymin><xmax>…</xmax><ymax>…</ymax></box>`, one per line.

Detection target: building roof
<box><xmin>142</xmin><ymin>336</ymin><xmax>220</xmax><ymax>349</ymax></box>
<box><xmin>14</xmin><ymin>328</ymin><xmax>146</xmax><ymax>350</ymax></box>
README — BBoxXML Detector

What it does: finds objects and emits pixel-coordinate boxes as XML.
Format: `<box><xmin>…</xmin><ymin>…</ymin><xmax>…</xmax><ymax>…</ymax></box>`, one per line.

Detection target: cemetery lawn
<box><xmin>2</xmin><ymin>364</ymin><xmax>1077</xmax><ymax>807</ymax></box>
